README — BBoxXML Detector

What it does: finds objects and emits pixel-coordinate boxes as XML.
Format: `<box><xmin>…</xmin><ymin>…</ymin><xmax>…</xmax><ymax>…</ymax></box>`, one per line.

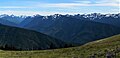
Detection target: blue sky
<box><xmin>0</xmin><ymin>0</ymin><xmax>119</xmax><ymax>15</ymax></box>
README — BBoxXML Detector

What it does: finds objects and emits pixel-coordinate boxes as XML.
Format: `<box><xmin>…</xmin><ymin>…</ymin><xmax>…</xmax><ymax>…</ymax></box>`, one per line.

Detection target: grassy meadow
<box><xmin>0</xmin><ymin>34</ymin><xmax>120</xmax><ymax>58</ymax></box>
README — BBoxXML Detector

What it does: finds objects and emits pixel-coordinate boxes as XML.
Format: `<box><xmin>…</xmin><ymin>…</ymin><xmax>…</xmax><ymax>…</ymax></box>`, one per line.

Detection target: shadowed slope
<box><xmin>0</xmin><ymin>24</ymin><xmax>70</xmax><ymax>50</ymax></box>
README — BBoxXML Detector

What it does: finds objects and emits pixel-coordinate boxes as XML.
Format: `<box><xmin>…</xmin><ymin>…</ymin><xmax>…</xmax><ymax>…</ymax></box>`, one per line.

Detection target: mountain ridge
<box><xmin>0</xmin><ymin>23</ymin><xmax>72</xmax><ymax>50</ymax></box>
<box><xmin>24</xmin><ymin>15</ymin><xmax>120</xmax><ymax>45</ymax></box>
<box><xmin>0</xmin><ymin>13</ymin><xmax>120</xmax><ymax>45</ymax></box>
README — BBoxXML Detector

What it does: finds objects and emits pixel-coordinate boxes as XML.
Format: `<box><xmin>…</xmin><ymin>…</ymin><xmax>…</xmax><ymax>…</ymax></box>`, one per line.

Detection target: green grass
<box><xmin>0</xmin><ymin>34</ymin><xmax>120</xmax><ymax>58</ymax></box>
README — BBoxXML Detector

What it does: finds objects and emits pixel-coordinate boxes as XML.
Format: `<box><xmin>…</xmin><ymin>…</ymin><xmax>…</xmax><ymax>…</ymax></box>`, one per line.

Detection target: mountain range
<box><xmin>0</xmin><ymin>13</ymin><xmax>120</xmax><ymax>50</ymax></box>
<box><xmin>19</xmin><ymin>14</ymin><xmax>120</xmax><ymax>44</ymax></box>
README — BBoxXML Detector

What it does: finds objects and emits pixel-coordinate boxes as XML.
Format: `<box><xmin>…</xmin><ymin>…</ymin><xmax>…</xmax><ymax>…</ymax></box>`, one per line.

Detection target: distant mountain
<box><xmin>22</xmin><ymin>14</ymin><xmax>57</xmax><ymax>31</ymax></box>
<box><xmin>0</xmin><ymin>18</ymin><xmax>17</xmax><ymax>26</ymax></box>
<box><xmin>1</xmin><ymin>13</ymin><xmax>120</xmax><ymax>27</ymax></box>
<box><xmin>0</xmin><ymin>23</ymin><xmax>71</xmax><ymax>50</ymax></box>
<box><xmin>73</xmin><ymin>13</ymin><xmax>120</xmax><ymax>27</ymax></box>
<box><xmin>0</xmin><ymin>14</ymin><xmax>26</xmax><ymax>24</ymax></box>
<box><xmin>23</xmin><ymin>14</ymin><xmax>120</xmax><ymax>45</ymax></box>
<box><xmin>19</xmin><ymin>15</ymin><xmax>39</xmax><ymax>27</ymax></box>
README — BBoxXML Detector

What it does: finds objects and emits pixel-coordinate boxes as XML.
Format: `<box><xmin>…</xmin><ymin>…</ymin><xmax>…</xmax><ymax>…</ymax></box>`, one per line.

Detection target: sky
<box><xmin>0</xmin><ymin>0</ymin><xmax>120</xmax><ymax>16</ymax></box>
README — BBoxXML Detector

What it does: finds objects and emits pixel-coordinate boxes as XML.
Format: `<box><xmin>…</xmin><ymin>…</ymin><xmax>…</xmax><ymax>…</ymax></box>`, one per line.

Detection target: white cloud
<box><xmin>0</xmin><ymin>0</ymin><xmax>119</xmax><ymax>15</ymax></box>
<box><xmin>36</xmin><ymin>0</ymin><xmax>119</xmax><ymax>8</ymax></box>
<box><xmin>42</xmin><ymin>3</ymin><xmax>119</xmax><ymax>8</ymax></box>
<box><xmin>0</xmin><ymin>6</ymin><xmax>28</xmax><ymax>8</ymax></box>
<box><xmin>95</xmin><ymin>0</ymin><xmax>119</xmax><ymax>4</ymax></box>
<box><xmin>111</xmin><ymin>0</ymin><xmax>120</xmax><ymax>3</ymax></box>
<box><xmin>0</xmin><ymin>3</ymin><xmax>119</xmax><ymax>9</ymax></box>
<box><xmin>0</xmin><ymin>9</ymin><xmax>119</xmax><ymax>16</ymax></box>
<box><xmin>0</xmin><ymin>10</ymin><xmax>80</xmax><ymax>16</ymax></box>
<box><xmin>74</xmin><ymin>1</ymin><xmax>91</xmax><ymax>3</ymax></box>
<box><xmin>0</xmin><ymin>0</ymin><xmax>119</xmax><ymax>9</ymax></box>
<box><xmin>43</xmin><ymin>3</ymin><xmax>89</xmax><ymax>8</ymax></box>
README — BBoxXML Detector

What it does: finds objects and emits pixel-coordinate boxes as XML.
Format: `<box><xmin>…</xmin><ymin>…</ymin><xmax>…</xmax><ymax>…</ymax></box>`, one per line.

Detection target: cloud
<box><xmin>0</xmin><ymin>6</ymin><xmax>28</xmax><ymax>8</ymax></box>
<box><xmin>42</xmin><ymin>3</ymin><xmax>119</xmax><ymax>8</ymax></box>
<box><xmin>12</xmin><ymin>1</ymin><xmax>116</xmax><ymax>9</ymax></box>
<box><xmin>111</xmin><ymin>0</ymin><xmax>120</xmax><ymax>3</ymax></box>
<box><xmin>74</xmin><ymin>0</ymin><xmax>91</xmax><ymax>3</ymax></box>
<box><xmin>0</xmin><ymin>8</ymin><xmax>119</xmax><ymax>16</ymax></box>
<box><xmin>0</xmin><ymin>0</ymin><xmax>119</xmax><ymax>15</ymax></box>
<box><xmin>36</xmin><ymin>0</ymin><xmax>119</xmax><ymax>8</ymax></box>
<box><xmin>43</xmin><ymin>3</ymin><xmax>89</xmax><ymax>8</ymax></box>
<box><xmin>0</xmin><ymin>10</ymin><xmax>81</xmax><ymax>16</ymax></box>
<box><xmin>0</xmin><ymin>0</ymin><xmax>119</xmax><ymax>9</ymax></box>
<box><xmin>0</xmin><ymin>3</ymin><xmax>118</xmax><ymax>9</ymax></box>
<box><xmin>95</xmin><ymin>0</ymin><xmax>119</xmax><ymax>3</ymax></box>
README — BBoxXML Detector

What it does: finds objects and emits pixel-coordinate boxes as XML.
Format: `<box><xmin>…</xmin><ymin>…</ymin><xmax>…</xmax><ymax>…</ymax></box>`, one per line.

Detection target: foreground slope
<box><xmin>0</xmin><ymin>34</ymin><xmax>120</xmax><ymax>58</ymax></box>
<box><xmin>0</xmin><ymin>24</ymin><xmax>69</xmax><ymax>50</ymax></box>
